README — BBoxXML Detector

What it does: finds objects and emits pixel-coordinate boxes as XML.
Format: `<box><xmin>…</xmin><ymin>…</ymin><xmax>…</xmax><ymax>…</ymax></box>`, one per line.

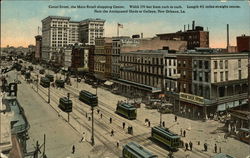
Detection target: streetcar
<box><xmin>40</xmin><ymin>77</ymin><xmax>50</xmax><ymax>88</ymax></box>
<box><xmin>237</xmin><ymin>128</ymin><xmax>250</xmax><ymax>144</ymax></box>
<box><xmin>58</xmin><ymin>97</ymin><xmax>72</xmax><ymax>112</ymax></box>
<box><xmin>212</xmin><ymin>153</ymin><xmax>235</xmax><ymax>158</ymax></box>
<box><xmin>116</xmin><ymin>101</ymin><xmax>137</xmax><ymax>120</ymax></box>
<box><xmin>122</xmin><ymin>142</ymin><xmax>158</xmax><ymax>158</ymax></box>
<box><xmin>25</xmin><ymin>72</ymin><xmax>31</xmax><ymax>80</ymax></box>
<box><xmin>79</xmin><ymin>90</ymin><xmax>98</xmax><ymax>106</ymax></box>
<box><xmin>151</xmin><ymin>126</ymin><xmax>180</xmax><ymax>150</ymax></box>
<box><xmin>55</xmin><ymin>79</ymin><xmax>65</xmax><ymax>88</ymax></box>
<box><xmin>45</xmin><ymin>74</ymin><xmax>54</xmax><ymax>82</ymax></box>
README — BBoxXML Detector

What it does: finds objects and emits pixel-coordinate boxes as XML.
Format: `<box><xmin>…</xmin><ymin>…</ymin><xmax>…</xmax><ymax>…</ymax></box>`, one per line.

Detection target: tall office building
<box><xmin>79</xmin><ymin>18</ymin><xmax>105</xmax><ymax>45</ymax></box>
<box><xmin>41</xmin><ymin>16</ymin><xmax>105</xmax><ymax>62</ymax></box>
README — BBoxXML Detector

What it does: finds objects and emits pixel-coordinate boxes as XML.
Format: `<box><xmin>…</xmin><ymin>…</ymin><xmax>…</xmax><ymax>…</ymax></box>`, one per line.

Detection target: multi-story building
<box><xmin>112</xmin><ymin>36</ymin><xmax>187</xmax><ymax>79</ymax></box>
<box><xmin>35</xmin><ymin>35</ymin><xmax>42</xmax><ymax>61</ymax></box>
<box><xmin>118</xmin><ymin>50</ymin><xmax>170</xmax><ymax>97</ymax></box>
<box><xmin>157</xmin><ymin>21</ymin><xmax>209</xmax><ymax>50</ymax></box>
<box><xmin>79</xmin><ymin>19</ymin><xmax>105</xmax><ymax>45</ymax></box>
<box><xmin>94</xmin><ymin>37</ymin><xmax>112</xmax><ymax>80</ymax></box>
<box><xmin>176</xmin><ymin>50</ymin><xmax>248</xmax><ymax>119</ymax></box>
<box><xmin>237</xmin><ymin>35</ymin><xmax>250</xmax><ymax>52</ymax></box>
<box><xmin>41</xmin><ymin>16</ymin><xmax>105</xmax><ymax>62</ymax></box>
<box><xmin>42</xmin><ymin>16</ymin><xmax>71</xmax><ymax>62</ymax></box>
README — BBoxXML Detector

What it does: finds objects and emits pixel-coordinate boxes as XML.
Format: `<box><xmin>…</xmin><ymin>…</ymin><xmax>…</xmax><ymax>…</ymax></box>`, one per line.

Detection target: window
<box><xmin>193</xmin><ymin>71</ymin><xmax>197</xmax><ymax>81</ymax></box>
<box><xmin>219</xmin><ymin>60</ymin><xmax>223</xmax><ymax>69</ymax></box>
<box><xmin>220</xmin><ymin>72</ymin><xmax>223</xmax><ymax>82</ymax></box>
<box><xmin>225</xmin><ymin>71</ymin><xmax>228</xmax><ymax>81</ymax></box>
<box><xmin>204</xmin><ymin>61</ymin><xmax>209</xmax><ymax>69</ymax></box>
<box><xmin>238</xmin><ymin>59</ymin><xmax>241</xmax><ymax>68</ymax></box>
<box><xmin>205</xmin><ymin>72</ymin><xmax>209</xmax><ymax>82</ymax></box>
<box><xmin>178</xmin><ymin>61</ymin><xmax>181</xmax><ymax>67</ymax></box>
<box><xmin>183</xmin><ymin>71</ymin><xmax>186</xmax><ymax>78</ymax></box>
<box><xmin>239</xmin><ymin>70</ymin><xmax>241</xmax><ymax>79</ymax></box>
<box><xmin>169</xmin><ymin>60</ymin><xmax>171</xmax><ymax>66</ymax></box>
<box><xmin>199</xmin><ymin>61</ymin><xmax>202</xmax><ymax>69</ymax></box>
<box><xmin>225</xmin><ymin>60</ymin><xmax>228</xmax><ymax>69</ymax></box>
<box><xmin>183</xmin><ymin>61</ymin><xmax>186</xmax><ymax>67</ymax></box>
<box><xmin>214</xmin><ymin>72</ymin><xmax>217</xmax><ymax>82</ymax></box>
<box><xmin>194</xmin><ymin>60</ymin><xmax>197</xmax><ymax>68</ymax></box>
<box><xmin>199</xmin><ymin>72</ymin><xmax>202</xmax><ymax>81</ymax></box>
<box><xmin>214</xmin><ymin>61</ymin><xmax>217</xmax><ymax>69</ymax></box>
<box><xmin>169</xmin><ymin>68</ymin><xmax>172</xmax><ymax>76</ymax></box>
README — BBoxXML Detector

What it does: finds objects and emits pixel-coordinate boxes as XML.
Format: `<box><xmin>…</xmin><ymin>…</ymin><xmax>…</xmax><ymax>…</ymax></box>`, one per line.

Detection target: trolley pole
<box><xmin>91</xmin><ymin>106</ymin><xmax>95</xmax><ymax>146</ymax></box>
<box><xmin>43</xmin><ymin>134</ymin><xmax>46</xmax><ymax>158</ymax></box>
<box><xmin>37</xmin><ymin>74</ymin><xmax>39</xmax><ymax>92</ymax></box>
<box><xmin>67</xmin><ymin>93</ymin><xmax>70</xmax><ymax>122</ymax></box>
<box><xmin>48</xmin><ymin>85</ymin><xmax>50</xmax><ymax>104</ymax></box>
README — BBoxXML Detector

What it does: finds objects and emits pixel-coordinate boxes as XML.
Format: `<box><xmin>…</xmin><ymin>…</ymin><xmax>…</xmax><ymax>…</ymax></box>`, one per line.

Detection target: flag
<box><xmin>118</xmin><ymin>23</ymin><xmax>123</xmax><ymax>28</ymax></box>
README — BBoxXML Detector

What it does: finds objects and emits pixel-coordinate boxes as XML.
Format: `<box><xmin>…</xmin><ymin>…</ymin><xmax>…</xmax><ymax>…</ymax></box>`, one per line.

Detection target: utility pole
<box><xmin>91</xmin><ymin>106</ymin><xmax>95</xmax><ymax>146</ymax></box>
<box><xmin>42</xmin><ymin>134</ymin><xmax>46</xmax><ymax>158</ymax></box>
<box><xmin>37</xmin><ymin>74</ymin><xmax>39</xmax><ymax>92</ymax></box>
<box><xmin>67</xmin><ymin>93</ymin><xmax>70</xmax><ymax>122</ymax></box>
<box><xmin>48</xmin><ymin>85</ymin><xmax>50</xmax><ymax>104</ymax></box>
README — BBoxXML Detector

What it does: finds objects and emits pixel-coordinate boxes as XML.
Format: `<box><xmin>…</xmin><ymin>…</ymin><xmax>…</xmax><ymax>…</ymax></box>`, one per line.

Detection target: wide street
<box><xmin>4</xmin><ymin>64</ymin><xmax>250</xmax><ymax>158</ymax></box>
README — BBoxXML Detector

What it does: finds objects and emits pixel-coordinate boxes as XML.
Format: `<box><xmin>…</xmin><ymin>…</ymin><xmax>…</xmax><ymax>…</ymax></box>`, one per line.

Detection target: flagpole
<box><xmin>117</xmin><ymin>23</ymin><xmax>119</xmax><ymax>37</ymax></box>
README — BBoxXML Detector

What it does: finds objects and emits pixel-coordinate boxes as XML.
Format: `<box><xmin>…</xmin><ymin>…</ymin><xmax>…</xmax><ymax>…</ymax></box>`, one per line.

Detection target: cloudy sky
<box><xmin>1</xmin><ymin>0</ymin><xmax>250</xmax><ymax>48</ymax></box>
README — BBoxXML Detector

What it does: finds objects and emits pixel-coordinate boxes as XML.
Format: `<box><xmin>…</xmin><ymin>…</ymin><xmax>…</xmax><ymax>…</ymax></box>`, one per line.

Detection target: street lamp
<box><xmin>158</xmin><ymin>103</ymin><xmax>163</xmax><ymax>127</ymax></box>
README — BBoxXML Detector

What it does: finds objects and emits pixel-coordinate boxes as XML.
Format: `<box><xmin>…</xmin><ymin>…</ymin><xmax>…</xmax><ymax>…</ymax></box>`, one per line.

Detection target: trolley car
<box><xmin>122</xmin><ymin>142</ymin><xmax>158</xmax><ymax>158</ymax></box>
<box><xmin>237</xmin><ymin>128</ymin><xmax>250</xmax><ymax>144</ymax></box>
<box><xmin>79</xmin><ymin>90</ymin><xmax>98</xmax><ymax>106</ymax></box>
<box><xmin>58</xmin><ymin>97</ymin><xmax>72</xmax><ymax>112</ymax></box>
<box><xmin>25</xmin><ymin>72</ymin><xmax>31</xmax><ymax>80</ymax></box>
<box><xmin>55</xmin><ymin>79</ymin><xmax>65</xmax><ymax>88</ymax></box>
<box><xmin>45</xmin><ymin>74</ymin><xmax>54</xmax><ymax>82</ymax></box>
<box><xmin>151</xmin><ymin>126</ymin><xmax>180</xmax><ymax>150</ymax></box>
<box><xmin>40</xmin><ymin>77</ymin><xmax>50</xmax><ymax>88</ymax></box>
<box><xmin>116</xmin><ymin>101</ymin><xmax>137</xmax><ymax>120</ymax></box>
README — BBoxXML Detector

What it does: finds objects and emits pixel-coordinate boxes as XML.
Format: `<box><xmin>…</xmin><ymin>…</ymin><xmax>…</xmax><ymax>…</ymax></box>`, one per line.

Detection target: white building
<box><xmin>79</xmin><ymin>18</ymin><xmax>105</xmax><ymax>45</ymax></box>
<box><xmin>41</xmin><ymin>16</ymin><xmax>105</xmax><ymax>62</ymax></box>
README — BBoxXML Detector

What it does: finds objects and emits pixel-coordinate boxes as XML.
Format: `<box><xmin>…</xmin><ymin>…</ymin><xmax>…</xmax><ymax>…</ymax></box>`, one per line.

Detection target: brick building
<box><xmin>157</xmin><ymin>21</ymin><xmax>209</xmax><ymax>50</ymax></box>
<box><xmin>35</xmin><ymin>35</ymin><xmax>42</xmax><ymax>60</ymax></box>
<box><xmin>94</xmin><ymin>37</ymin><xmax>112</xmax><ymax>80</ymax></box>
<box><xmin>237</xmin><ymin>35</ymin><xmax>250</xmax><ymax>52</ymax></box>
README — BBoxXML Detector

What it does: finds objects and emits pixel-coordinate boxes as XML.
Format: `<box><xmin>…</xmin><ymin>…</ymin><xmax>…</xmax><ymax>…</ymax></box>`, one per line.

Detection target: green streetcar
<box><xmin>45</xmin><ymin>74</ymin><xmax>54</xmax><ymax>82</ymax></box>
<box><xmin>151</xmin><ymin>126</ymin><xmax>180</xmax><ymax>151</ymax></box>
<box><xmin>79</xmin><ymin>90</ymin><xmax>98</xmax><ymax>107</ymax></box>
<box><xmin>58</xmin><ymin>97</ymin><xmax>72</xmax><ymax>112</ymax></box>
<box><xmin>122</xmin><ymin>142</ymin><xmax>158</xmax><ymax>158</ymax></box>
<box><xmin>55</xmin><ymin>79</ymin><xmax>65</xmax><ymax>88</ymax></box>
<box><xmin>40</xmin><ymin>77</ymin><xmax>50</xmax><ymax>88</ymax></box>
<box><xmin>116</xmin><ymin>102</ymin><xmax>137</xmax><ymax>120</ymax></box>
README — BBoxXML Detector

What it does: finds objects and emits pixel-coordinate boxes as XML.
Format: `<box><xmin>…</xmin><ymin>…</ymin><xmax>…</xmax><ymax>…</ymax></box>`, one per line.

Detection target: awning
<box><xmin>104</xmin><ymin>81</ymin><xmax>113</xmax><ymax>86</ymax></box>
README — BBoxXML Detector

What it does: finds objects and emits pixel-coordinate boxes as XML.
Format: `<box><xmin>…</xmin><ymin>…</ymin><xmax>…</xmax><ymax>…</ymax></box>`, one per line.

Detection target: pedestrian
<box><xmin>85</xmin><ymin>113</ymin><xmax>87</xmax><ymax>118</ymax></box>
<box><xmin>88</xmin><ymin>116</ymin><xmax>91</xmax><ymax>121</ymax></box>
<box><xmin>189</xmin><ymin>141</ymin><xmax>193</xmax><ymax>151</ymax></box>
<box><xmin>111</xmin><ymin>129</ymin><xmax>114</xmax><ymax>136</ymax></box>
<box><xmin>72</xmin><ymin>145</ymin><xmax>75</xmax><ymax>154</ymax></box>
<box><xmin>100</xmin><ymin>113</ymin><xmax>103</xmax><ymax>119</ymax></box>
<box><xmin>183</xmin><ymin>130</ymin><xmax>186</xmax><ymax>137</ymax></box>
<box><xmin>148</xmin><ymin>121</ymin><xmax>151</xmax><ymax>127</ymax></box>
<box><xmin>116</xmin><ymin>140</ymin><xmax>120</xmax><ymax>148</ymax></box>
<box><xmin>185</xmin><ymin>142</ymin><xmax>189</xmax><ymax>151</ymax></box>
<box><xmin>97</xmin><ymin>109</ymin><xmax>100</xmax><ymax>114</ymax></box>
<box><xmin>162</xmin><ymin>121</ymin><xmax>165</xmax><ymax>127</ymax></box>
<box><xmin>214</xmin><ymin>144</ymin><xmax>217</xmax><ymax>153</ymax></box>
<box><xmin>79</xmin><ymin>132</ymin><xmax>86</xmax><ymax>142</ymax></box>
<box><xmin>180</xmin><ymin>128</ymin><xmax>183</xmax><ymax>136</ymax></box>
<box><xmin>175</xmin><ymin>115</ymin><xmax>177</xmax><ymax>122</ymax></box>
<box><xmin>122</xmin><ymin>122</ymin><xmax>125</xmax><ymax>129</ymax></box>
<box><xmin>110</xmin><ymin>117</ymin><xmax>112</xmax><ymax>124</ymax></box>
<box><xmin>204</xmin><ymin>143</ymin><xmax>207</xmax><ymax>151</ymax></box>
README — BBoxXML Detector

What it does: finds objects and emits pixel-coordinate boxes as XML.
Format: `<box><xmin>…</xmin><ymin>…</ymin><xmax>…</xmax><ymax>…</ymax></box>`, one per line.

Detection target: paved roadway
<box><xmin>5</xmin><ymin>62</ymin><xmax>250</xmax><ymax>158</ymax></box>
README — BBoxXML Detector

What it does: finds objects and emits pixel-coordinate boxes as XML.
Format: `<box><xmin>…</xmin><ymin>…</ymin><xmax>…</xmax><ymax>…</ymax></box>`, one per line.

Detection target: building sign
<box><xmin>180</xmin><ymin>92</ymin><xmax>204</xmax><ymax>104</ymax></box>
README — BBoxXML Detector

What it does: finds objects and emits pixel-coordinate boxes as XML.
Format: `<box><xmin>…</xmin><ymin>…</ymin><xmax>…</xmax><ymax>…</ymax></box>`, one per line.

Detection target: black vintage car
<box><xmin>28</xmin><ymin>66</ymin><xmax>33</xmax><ymax>71</ymax></box>
<box><xmin>39</xmin><ymin>69</ymin><xmax>45</xmax><ymax>74</ymax></box>
<box><xmin>45</xmin><ymin>74</ymin><xmax>54</xmax><ymax>82</ymax></box>
<box><xmin>55</xmin><ymin>79</ymin><xmax>65</xmax><ymax>88</ymax></box>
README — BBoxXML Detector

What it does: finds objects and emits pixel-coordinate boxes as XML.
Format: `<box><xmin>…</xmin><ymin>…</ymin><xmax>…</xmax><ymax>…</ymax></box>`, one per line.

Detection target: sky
<box><xmin>1</xmin><ymin>0</ymin><xmax>250</xmax><ymax>48</ymax></box>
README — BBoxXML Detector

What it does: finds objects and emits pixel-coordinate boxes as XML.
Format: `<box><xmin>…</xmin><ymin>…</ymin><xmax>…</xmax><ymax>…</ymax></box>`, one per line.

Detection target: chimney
<box><xmin>141</xmin><ymin>33</ymin><xmax>143</xmax><ymax>38</ymax></box>
<box><xmin>192</xmin><ymin>20</ymin><xmax>195</xmax><ymax>30</ymax></box>
<box><xmin>227</xmin><ymin>24</ymin><xmax>229</xmax><ymax>48</ymax></box>
<box><xmin>184</xmin><ymin>25</ymin><xmax>186</xmax><ymax>31</ymax></box>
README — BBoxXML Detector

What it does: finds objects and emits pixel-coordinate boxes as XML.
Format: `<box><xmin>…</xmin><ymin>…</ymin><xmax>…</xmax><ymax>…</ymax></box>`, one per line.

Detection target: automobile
<box><xmin>28</xmin><ymin>66</ymin><xmax>33</xmax><ymax>71</ymax></box>
<box><xmin>39</xmin><ymin>69</ymin><xmax>45</xmax><ymax>74</ymax></box>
